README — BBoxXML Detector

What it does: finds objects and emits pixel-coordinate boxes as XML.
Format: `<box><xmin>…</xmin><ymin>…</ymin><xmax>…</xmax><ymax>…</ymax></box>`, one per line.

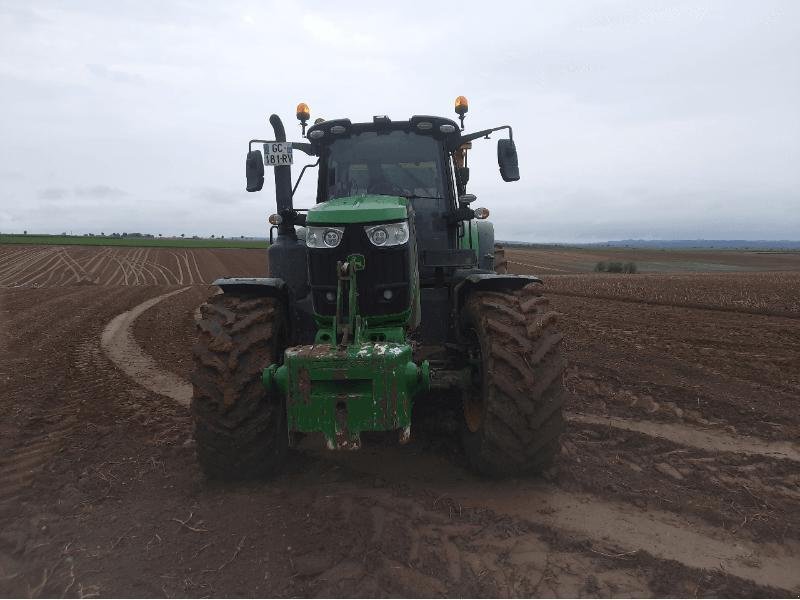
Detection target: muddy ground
<box><xmin>1</xmin><ymin>246</ymin><xmax>798</xmax><ymax>597</ymax></box>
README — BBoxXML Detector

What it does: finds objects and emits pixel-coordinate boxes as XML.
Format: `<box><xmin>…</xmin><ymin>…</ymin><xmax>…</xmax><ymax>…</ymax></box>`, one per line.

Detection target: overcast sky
<box><xmin>1</xmin><ymin>0</ymin><xmax>798</xmax><ymax>242</ymax></box>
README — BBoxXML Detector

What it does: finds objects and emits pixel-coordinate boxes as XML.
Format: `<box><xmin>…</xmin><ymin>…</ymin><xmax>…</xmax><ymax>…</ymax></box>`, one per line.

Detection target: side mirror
<box><xmin>497</xmin><ymin>139</ymin><xmax>519</xmax><ymax>182</ymax></box>
<box><xmin>246</xmin><ymin>150</ymin><xmax>264</xmax><ymax>192</ymax></box>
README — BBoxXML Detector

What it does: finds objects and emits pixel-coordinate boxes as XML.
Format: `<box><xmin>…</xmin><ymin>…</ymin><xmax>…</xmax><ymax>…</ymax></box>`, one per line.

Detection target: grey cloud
<box><xmin>0</xmin><ymin>170</ymin><xmax>24</xmax><ymax>181</ymax></box>
<box><xmin>0</xmin><ymin>3</ymin><xmax>48</xmax><ymax>28</ymax></box>
<box><xmin>74</xmin><ymin>186</ymin><xmax>128</xmax><ymax>199</ymax></box>
<box><xmin>86</xmin><ymin>64</ymin><xmax>145</xmax><ymax>84</ymax></box>
<box><xmin>168</xmin><ymin>186</ymin><xmax>249</xmax><ymax>205</ymax></box>
<box><xmin>37</xmin><ymin>187</ymin><xmax>69</xmax><ymax>200</ymax></box>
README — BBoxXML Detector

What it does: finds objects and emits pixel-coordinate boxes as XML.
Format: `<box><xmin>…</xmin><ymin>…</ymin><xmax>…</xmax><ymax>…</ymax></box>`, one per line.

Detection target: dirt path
<box><xmin>568</xmin><ymin>412</ymin><xmax>800</xmax><ymax>462</ymax></box>
<box><xmin>100</xmin><ymin>287</ymin><xmax>193</xmax><ymax>406</ymax></box>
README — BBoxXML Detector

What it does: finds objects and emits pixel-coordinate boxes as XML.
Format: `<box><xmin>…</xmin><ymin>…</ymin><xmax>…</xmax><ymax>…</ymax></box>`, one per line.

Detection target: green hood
<box><xmin>306</xmin><ymin>195</ymin><xmax>408</xmax><ymax>225</ymax></box>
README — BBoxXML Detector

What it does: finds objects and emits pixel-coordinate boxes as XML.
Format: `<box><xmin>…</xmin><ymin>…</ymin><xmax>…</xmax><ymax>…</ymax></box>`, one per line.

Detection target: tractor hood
<box><xmin>306</xmin><ymin>195</ymin><xmax>408</xmax><ymax>225</ymax></box>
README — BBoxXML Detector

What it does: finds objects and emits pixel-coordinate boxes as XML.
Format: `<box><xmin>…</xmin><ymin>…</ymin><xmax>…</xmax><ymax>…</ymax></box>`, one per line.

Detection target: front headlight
<box><xmin>364</xmin><ymin>222</ymin><xmax>409</xmax><ymax>247</ymax></box>
<box><xmin>306</xmin><ymin>226</ymin><xmax>344</xmax><ymax>248</ymax></box>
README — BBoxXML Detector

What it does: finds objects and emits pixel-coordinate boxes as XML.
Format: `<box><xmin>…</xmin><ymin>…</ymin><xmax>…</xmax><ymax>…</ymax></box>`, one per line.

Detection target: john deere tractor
<box><xmin>191</xmin><ymin>97</ymin><xmax>565</xmax><ymax>478</ymax></box>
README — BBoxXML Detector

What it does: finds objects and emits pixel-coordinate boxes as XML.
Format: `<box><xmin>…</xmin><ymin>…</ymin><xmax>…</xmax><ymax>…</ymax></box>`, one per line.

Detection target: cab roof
<box><xmin>306</xmin><ymin>115</ymin><xmax>463</xmax><ymax>151</ymax></box>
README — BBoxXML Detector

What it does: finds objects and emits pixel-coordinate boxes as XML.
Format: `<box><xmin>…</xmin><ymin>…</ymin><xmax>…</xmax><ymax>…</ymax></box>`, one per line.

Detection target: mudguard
<box><xmin>212</xmin><ymin>277</ymin><xmax>287</xmax><ymax>298</ymax></box>
<box><xmin>454</xmin><ymin>273</ymin><xmax>542</xmax><ymax>310</ymax></box>
<box><xmin>475</xmin><ymin>220</ymin><xmax>496</xmax><ymax>271</ymax></box>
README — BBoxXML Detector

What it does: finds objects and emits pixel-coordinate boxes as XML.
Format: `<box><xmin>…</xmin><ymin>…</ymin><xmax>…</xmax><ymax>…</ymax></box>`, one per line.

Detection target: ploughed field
<box><xmin>1</xmin><ymin>244</ymin><xmax>798</xmax><ymax>597</ymax></box>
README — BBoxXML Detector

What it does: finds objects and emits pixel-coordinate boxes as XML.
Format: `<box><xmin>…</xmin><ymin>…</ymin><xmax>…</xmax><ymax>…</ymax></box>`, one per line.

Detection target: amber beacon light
<box><xmin>296</xmin><ymin>102</ymin><xmax>310</xmax><ymax>135</ymax></box>
<box><xmin>454</xmin><ymin>95</ymin><xmax>468</xmax><ymax>129</ymax></box>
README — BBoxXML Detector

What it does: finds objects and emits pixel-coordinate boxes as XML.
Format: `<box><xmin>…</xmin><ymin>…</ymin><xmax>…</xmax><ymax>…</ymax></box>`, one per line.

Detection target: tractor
<box><xmin>191</xmin><ymin>97</ymin><xmax>565</xmax><ymax>478</ymax></box>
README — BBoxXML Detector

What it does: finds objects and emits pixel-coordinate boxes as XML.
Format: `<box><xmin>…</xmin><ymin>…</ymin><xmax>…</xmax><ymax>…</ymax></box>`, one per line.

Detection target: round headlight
<box><xmin>370</xmin><ymin>227</ymin><xmax>388</xmax><ymax>246</ymax></box>
<box><xmin>323</xmin><ymin>229</ymin><xmax>341</xmax><ymax>247</ymax></box>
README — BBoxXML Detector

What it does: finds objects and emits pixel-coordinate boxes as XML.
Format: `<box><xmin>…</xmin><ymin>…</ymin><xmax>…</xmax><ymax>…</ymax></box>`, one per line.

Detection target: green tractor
<box><xmin>191</xmin><ymin>97</ymin><xmax>565</xmax><ymax>478</ymax></box>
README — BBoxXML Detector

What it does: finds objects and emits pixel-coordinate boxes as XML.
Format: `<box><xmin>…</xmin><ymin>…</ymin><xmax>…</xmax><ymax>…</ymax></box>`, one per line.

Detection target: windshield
<box><xmin>324</xmin><ymin>131</ymin><xmax>446</xmax><ymax>200</ymax></box>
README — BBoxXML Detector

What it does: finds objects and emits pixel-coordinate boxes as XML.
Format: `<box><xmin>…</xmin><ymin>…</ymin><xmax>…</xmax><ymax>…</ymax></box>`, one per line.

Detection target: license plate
<box><xmin>263</xmin><ymin>142</ymin><xmax>293</xmax><ymax>166</ymax></box>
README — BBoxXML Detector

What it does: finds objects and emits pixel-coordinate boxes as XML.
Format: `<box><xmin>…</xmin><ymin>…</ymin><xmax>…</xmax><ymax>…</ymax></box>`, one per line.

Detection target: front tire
<box><xmin>461</xmin><ymin>284</ymin><xmax>565</xmax><ymax>476</ymax></box>
<box><xmin>191</xmin><ymin>293</ymin><xmax>288</xmax><ymax>480</ymax></box>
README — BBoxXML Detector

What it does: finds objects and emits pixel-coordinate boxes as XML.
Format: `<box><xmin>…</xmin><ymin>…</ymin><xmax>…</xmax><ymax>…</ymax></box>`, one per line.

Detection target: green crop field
<box><xmin>0</xmin><ymin>234</ymin><xmax>268</xmax><ymax>249</ymax></box>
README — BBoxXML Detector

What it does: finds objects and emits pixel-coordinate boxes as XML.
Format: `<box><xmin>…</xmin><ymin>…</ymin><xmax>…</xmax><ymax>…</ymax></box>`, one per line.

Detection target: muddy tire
<box><xmin>191</xmin><ymin>293</ymin><xmax>288</xmax><ymax>480</ymax></box>
<box><xmin>461</xmin><ymin>283</ymin><xmax>565</xmax><ymax>476</ymax></box>
<box><xmin>493</xmin><ymin>244</ymin><xmax>508</xmax><ymax>274</ymax></box>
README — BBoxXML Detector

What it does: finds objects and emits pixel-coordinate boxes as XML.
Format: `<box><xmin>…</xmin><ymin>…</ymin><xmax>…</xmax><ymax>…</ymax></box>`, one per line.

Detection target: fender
<box><xmin>453</xmin><ymin>273</ymin><xmax>542</xmax><ymax>311</ymax></box>
<box><xmin>213</xmin><ymin>277</ymin><xmax>288</xmax><ymax>299</ymax></box>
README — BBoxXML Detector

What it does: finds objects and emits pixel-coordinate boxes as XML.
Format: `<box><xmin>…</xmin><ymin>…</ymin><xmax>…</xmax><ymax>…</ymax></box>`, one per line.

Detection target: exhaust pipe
<box><xmin>267</xmin><ymin>114</ymin><xmax>308</xmax><ymax>318</ymax></box>
<box><xmin>269</xmin><ymin>114</ymin><xmax>296</xmax><ymax>240</ymax></box>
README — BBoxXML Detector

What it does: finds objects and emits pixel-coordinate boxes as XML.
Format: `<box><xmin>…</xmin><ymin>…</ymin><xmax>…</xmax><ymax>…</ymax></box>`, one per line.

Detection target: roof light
<box><xmin>296</xmin><ymin>102</ymin><xmax>310</xmax><ymax>121</ymax></box>
<box><xmin>439</xmin><ymin>124</ymin><xmax>456</xmax><ymax>133</ymax></box>
<box><xmin>309</xmin><ymin>129</ymin><xmax>324</xmax><ymax>139</ymax></box>
<box><xmin>330</xmin><ymin>125</ymin><xmax>346</xmax><ymax>134</ymax></box>
<box><xmin>473</xmin><ymin>207</ymin><xmax>489</xmax><ymax>220</ymax></box>
<box><xmin>416</xmin><ymin>121</ymin><xmax>433</xmax><ymax>130</ymax></box>
<box><xmin>296</xmin><ymin>102</ymin><xmax>310</xmax><ymax>135</ymax></box>
<box><xmin>455</xmin><ymin>95</ymin><xmax>469</xmax><ymax>130</ymax></box>
<box><xmin>455</xmin><ymin>95</ymin><xmax>469</xmax><ymax>115</ymax></box>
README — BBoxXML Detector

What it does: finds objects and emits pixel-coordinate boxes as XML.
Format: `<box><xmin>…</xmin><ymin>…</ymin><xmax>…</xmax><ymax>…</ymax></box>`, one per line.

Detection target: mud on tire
<box><xmin>461</xmin><ymin>283</ymin><xmax>565</xmax><ymax>476</ymax></box>
<box><xmin>191</xmin><ymin>293</ymin><xmax>288</xmax><ymax>479</ymax></box>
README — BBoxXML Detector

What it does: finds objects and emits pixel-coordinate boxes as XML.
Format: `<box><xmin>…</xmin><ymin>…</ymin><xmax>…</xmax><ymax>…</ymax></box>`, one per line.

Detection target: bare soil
<box><xmin>503</xmin><ymin>246</ymin><xmax>800</xmax><ymax>274</ymax></box>
<box><xmin>1</xmin><ymin>245</ymin><xmax>798</xmax><ymax>597</ymax></box>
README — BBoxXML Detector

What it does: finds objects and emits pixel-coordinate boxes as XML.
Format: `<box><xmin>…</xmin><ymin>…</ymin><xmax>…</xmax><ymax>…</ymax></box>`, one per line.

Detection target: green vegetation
<box><xmin>595</xmin><ymin>261</ymin><xmax>638</xmax><ymax>274</ymax></box>
<box><xmin>0</xmin><ymin>234</ymin><xmax>268</xmax><ymax>249</ymax></box>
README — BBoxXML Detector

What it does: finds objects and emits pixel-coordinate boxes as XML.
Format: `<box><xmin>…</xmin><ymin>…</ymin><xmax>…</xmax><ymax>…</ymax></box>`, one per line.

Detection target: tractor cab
<box><xmin>306</xmin><ymin>115</ymin><xmax>463</xmax><ymax>292</ymax></box>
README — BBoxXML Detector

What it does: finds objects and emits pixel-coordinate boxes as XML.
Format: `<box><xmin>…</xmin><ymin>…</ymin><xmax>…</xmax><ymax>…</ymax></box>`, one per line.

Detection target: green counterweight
<box><xmin>263</xmin><ymin>342</ymin><xmax>429</xmax><ymax>449</ymax></box>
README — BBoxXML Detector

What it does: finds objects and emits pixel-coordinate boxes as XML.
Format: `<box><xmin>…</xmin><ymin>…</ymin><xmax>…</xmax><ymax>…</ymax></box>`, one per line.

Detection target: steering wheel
<box><xmin>369</xmin><ymin>181</ymin><xmax>408</xmax><ymax>196</ymax></box>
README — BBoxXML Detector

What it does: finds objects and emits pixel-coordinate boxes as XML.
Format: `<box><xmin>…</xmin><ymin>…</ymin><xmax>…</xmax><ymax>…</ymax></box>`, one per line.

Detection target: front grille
<box><xmin>309</xmin><ymin>224</ymin><xmax>410</xmax><ymax>317</ymax></box>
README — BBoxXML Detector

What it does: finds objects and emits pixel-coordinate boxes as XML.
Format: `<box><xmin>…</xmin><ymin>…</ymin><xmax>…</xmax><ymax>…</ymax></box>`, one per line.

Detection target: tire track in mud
<box><xmin>100</xmin><ymin>287</ymin><xmax>193</xmax><ymax>406</ymax></box>
<box><xmin>508</xmin><ymin>259</ymin><xmax>569</xmax><ymax>272</ymax></box>
<box><xmin>313</xmin><ymin>446</ymin><xmax>800</xmax><ymax>591</ymax></box>
<box><xmin>0</xmin><ymin>420</ymin><xmax>77</xmax><ymax>504</ymax></box>
<box><xmin>567</xmin><ymin>412</ymin><xmax>800</xmax><ymax>463</ymax></box>
<box><xmin>0</xmin><ymin>246</ymin><xmax>268</xmax><ymax>287</ymax></box>
<box><xmin>0</xmin><ymin>287</ymin><xmax>156</xmax><ymax>505</ymax></box>
<box><xmin>0</xmin><ymin>247</ymin><xmax>58</xmax><ymax>285</ymax></box>
<box><xmin>11</xmin><ymin>250</ymin><xmax>64</xmax><ymax>287</ymax></box>
<box><xmin>0</xmin><ymin>247</ymin><xmax>193</xmax><ymax>287</ymax></box>
<box><xmin>547</xmin><ymin>289</ymin><xmax>800</xmax><ymax>320</ymax></box>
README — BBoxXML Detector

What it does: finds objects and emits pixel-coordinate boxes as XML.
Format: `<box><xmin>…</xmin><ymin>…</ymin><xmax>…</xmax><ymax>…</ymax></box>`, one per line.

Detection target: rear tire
<box><xmin>191</xmin><ymin>293</ymin><xmax>288</xmax><ymax>480</ymax></box>
<box><xmin>493</xmin><ymin>244</ymin><xmax>508</xmax><ymax>274</ymax></box>
<box><xmin>461</xmin><ymin>283</ymin><xmax>565</xmax><ymax>477</ymax></box>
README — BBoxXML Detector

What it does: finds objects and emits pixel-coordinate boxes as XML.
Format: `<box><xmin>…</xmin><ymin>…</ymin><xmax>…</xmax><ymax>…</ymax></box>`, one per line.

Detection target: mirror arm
<box><xmin>291</xmin><ymin>142</ymin><xmax>315</xmax><ymax>156</ymax></box>
<box><xmin>248</xmin><ymin>139</ymin><xmax>316</xmax><ymax>156</ymax></box>
<box><xmin>291</xmin><ymin>159</ymin><xmax>320</xmax><ymax>198</ymax></box>
<box><xmin>452</xmin><ymin>125</ymin><xmax>513</xmax><ymax>148</ymax></box>
<box><xmin>447</xmin><ymin>204</ymin><xmax>476</xmax><ymax>224</ymax></box>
